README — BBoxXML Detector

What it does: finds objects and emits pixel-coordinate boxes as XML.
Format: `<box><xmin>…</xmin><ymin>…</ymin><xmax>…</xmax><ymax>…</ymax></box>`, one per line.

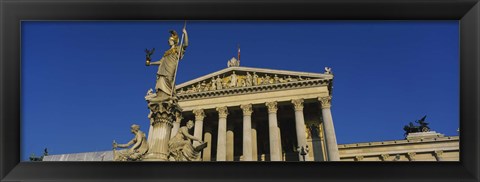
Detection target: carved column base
<box><xmin>142</xmin><ymin>152</ymin><xmax>169</xmax><ymax>161</ymax></box>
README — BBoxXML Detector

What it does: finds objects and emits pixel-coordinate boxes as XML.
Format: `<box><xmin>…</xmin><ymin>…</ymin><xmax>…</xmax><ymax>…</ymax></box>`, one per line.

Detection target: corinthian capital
<box><xmin>216</xmin><ymin>106</ymin><xmax>229</xmax><ymax>118</ymax></box>
<box><xmin>291</xmin><ymin>99</ymin><xmax>304</xmax><ymax>111</ymax></box>
<box><xmin>265</xmin><ymin>101</ymin><xmax>278</xmax><ymax>113</ymax></box>
<box><xmin>193</xmin><ymin>109</ymin><xmax>206</xmax><ymax>121</ymax></box>
<box><xmin>240</xmin><ymin>104</ymin><xmax>253</xmax><ymax>116</ymax></box>
<box><xmin>318</xmin><ymin>96</ymin><xmax>332</xmax><ymax>109</ymax></box>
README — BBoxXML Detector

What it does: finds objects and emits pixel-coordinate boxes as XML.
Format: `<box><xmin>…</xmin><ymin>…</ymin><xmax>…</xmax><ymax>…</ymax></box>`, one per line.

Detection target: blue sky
<box><xmin>21</xmin><ymin>21</ymin><xmax>459</xmax><ymax>160</ymax></box>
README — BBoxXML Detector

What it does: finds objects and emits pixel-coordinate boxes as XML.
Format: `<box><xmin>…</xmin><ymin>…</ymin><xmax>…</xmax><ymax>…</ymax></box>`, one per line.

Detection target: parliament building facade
<box><xmin>43</xmin><ymin>58</ymin><xmax>459</xmax><ymax>162</ymax></box>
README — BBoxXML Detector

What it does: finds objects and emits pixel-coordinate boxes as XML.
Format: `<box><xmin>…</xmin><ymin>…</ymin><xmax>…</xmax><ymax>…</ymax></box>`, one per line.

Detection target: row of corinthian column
<box><xmin>170</xmin><ymin>96</ymin><xmax>340</xmax><ymax>161</ymax></box>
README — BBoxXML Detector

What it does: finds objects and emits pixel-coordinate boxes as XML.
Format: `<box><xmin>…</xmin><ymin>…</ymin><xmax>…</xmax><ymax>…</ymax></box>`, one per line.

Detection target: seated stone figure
<box><xmin>113</xmin><ymin>124</ymin><xmax>149</xmax><ymax>161</ymax></box>
<box><xmin>168</xmin><ymin>120</ymin><xmax>207</xmax><ymax>161</ymax></box>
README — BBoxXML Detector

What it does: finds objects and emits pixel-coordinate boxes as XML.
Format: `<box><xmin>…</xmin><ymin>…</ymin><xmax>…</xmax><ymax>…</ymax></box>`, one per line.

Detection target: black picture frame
<box><xmin>1</xmin><ymin>0</ymin><xmax>479</xmax><ymax>181</ymax></box>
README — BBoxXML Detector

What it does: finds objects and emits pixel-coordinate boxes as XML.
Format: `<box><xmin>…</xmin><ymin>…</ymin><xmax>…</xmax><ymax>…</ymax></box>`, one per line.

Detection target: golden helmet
<box><xmin>169</xmin><ymin>30</ymin><xmax>179</xmax><ymax>44</ymax></box>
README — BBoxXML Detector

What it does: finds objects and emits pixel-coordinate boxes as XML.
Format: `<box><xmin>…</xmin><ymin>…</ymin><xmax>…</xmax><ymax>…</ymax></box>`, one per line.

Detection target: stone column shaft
<box><xmin>202</xmin><ymin>131</ymin><xmax>212</xmax><ymax>161</ymax></box>
<box><xmin>266</xmin><ymin>101</ymin><xmax>281</xmax><ymax>161</ymax></box>
<box><xmin>241</xmin><ymin>104</ymin><xmax>253</xmax><ymax>161</ymax></box>
<box><xmin>226</xmin><ymin>126</ymin><xmax>234</xmax><ymax>161</ymax></box>
<box><xmin>252</xmin><ymin>122</ymin><xmax>258</xmax><ymax>161</ymax></box>
<box><xmin>319</xmin><ymin>96</ymin><xmax>340</xmax><ymax>161</ymax></box>
<box><xmin>193</xmin><ymin>109</ymin><xmax>206</xmax><ymax>147</ymax></box>
<box><xmin>292</xmin><ymin>99</ymin><xmax>309</xmax><ymax>161</ymax></box>
<box><xmin>145</xmin><ymin>122</ymin><xmax>171</xmax><ymax>161</ymax></box>
<box><xmin>216</xmin><ymin>106</ymin><xmax>228</xmax><ymax>161</ymax></box>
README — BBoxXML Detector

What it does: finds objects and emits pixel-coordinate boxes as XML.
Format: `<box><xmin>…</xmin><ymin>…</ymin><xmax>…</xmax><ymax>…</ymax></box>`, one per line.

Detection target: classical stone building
<box><xmin>170</xmin><ymin>57</ymin><xmax>337</xmax><ymax>161</ymax></box>
<box><xmin>42</xmin><ymin>58</ymin><xmax>459</xmax><ymax>162</ymax></box>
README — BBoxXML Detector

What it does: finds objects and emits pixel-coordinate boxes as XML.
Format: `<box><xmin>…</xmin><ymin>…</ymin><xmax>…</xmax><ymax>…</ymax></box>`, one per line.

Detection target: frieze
<box><xmin>177</xmin><ymin>78</ymin><xmax>331</xmax><ymax>101</ymax></box>
<box><xmin>177</xmin><ymin>71</ymin><xmax>318</xmax><ymax>95</ymax></box>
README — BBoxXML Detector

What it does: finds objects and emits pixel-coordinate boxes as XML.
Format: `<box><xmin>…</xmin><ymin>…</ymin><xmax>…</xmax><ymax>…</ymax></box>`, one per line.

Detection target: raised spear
<box><xmin>170</xmin><ymin>21</ymin><xmax>187</xmax><ymax>98</ymax></box>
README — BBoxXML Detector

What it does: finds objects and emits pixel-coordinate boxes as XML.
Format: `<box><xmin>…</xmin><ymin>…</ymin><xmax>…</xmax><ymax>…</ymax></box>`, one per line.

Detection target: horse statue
<box><xmin>403</xmin><ymin>115</ymin><xmax>430</xmax><ymax>137</ymax></box>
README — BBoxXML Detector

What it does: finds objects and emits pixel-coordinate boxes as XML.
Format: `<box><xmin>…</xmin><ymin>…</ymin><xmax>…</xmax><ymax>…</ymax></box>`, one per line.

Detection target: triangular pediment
<box><xmin>176</xmin><ymin>66</ymin><xmax>333</xmax><ymax>95</ymax></box>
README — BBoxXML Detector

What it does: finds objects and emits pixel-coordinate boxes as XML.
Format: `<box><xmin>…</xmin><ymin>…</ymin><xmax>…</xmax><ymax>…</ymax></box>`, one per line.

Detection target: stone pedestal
<box><xmin>406</xmin><ymin>131</ymin><xmax>445</xmax><ymax>140</ymax></box>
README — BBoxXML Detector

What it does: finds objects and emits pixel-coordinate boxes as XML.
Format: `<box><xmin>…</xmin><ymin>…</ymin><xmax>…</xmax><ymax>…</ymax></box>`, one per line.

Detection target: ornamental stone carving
<box><xmin>113</xmin><ymin>124</ymin><xmax>149</xmax><ymax>161</ymax></box>
<box><xmin>434</xmin><ymin>150</ymin><xmax>444</xmax><ymax>157</ymax></box>
<box><xmin>147</xmin><ymin>101</ymin><xmax>179</xmax><ymax>127</ymax></box>
<box><xmin>274</xmin><ymin>74</ymin><xmax>280</xmax><ymax>83</ymax></box>
<box><xmin>246</xmin><ymin>72</ymin><xmax>253</xmax><ymax>86</ymax></box>
<box><xmin>253</xmin><ymin>72</ymin><xmax>259</xmax><ymax>86</ymax></box>
<box><xmin>355</xmin><ymin>155</ymin><xmax>364</xmax><ymax>161</ymax></box>
<box><xmin>193</xmin><ymin>109</ymin><xmax>206</xmax><ymax>121</ymax></box>
<box><xmin>215</xmin><ymin>76</ymin><xmax>223</xmax><ymax>90</ymax></box>
<box><xmin>175</xmin><ymin>111</ymin><xmax>183</xmax><ymax>123</ymax></box>
<box><xmin>216</xmin><ymin>106</ymin><xmax>229</xmax><ymax>118</ymax></box>
<box><xmin>291</xmin><ymin>99</ymin><xmax>304</xmax><ymax>111</ymax></box>
<box><xmin>381</xmin><ymin>154</ymin><xmax>390</xmax><ymax>161</ymax></box>
<box><xmin>319</xmin><ymin>96</ymin><xmax>332</xmax><ymax>109</ymax></box>
<box><xmin>263</xmin><ymin>75</ymin><xmax>271</xmax><ymax>84</ymax></box>
<box><xmin>230</xmin><ymin>71</ymin><xmax>237</xmax><ymax>87</ymax></box>
<box><xmin>240</xmin><ymin>104</ymin><xmax>253</xmax><ymax>116</ymax></box>
<box><xmin>434</xmin><ymin>150</ymin><xmax>444</xmax><ymax>161</ymax></box>
<box><xmin>176</xmin><ymin>71</ymin><xmax>326</xmax><ymax>96</ymax></box>
<box><xmin>324</xmin><ymin>67</ymin><xmax>332</xmax><ymax>74</ymax></box>
<box><xmin>265</xmin><ymin>101</ymin><xmax>278</xmax><ymax>113</ymax></box>
<box><xmin>210</xmin><ymin>79</ymin><xmax>216</xmax><ymax>91</ymax></box>
<box><xmin>407</xmin><ymin>152</ymin><xmax>416</xmax><ymax>161</ymax></box>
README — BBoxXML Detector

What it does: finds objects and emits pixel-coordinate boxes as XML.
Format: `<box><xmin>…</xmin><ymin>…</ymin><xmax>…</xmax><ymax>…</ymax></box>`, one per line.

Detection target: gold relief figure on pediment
<box><xmin>246</xmin><ymin>72</ymin><xmax>253</xmax><ymax>86</ymax></box>
<box><xmin>215</xmin><ymin>75</ymin><xmax>223</xmax><ymax>90</ymax></box>
<box><xmin>229</xmin><ymin>71</ymin><xmax>237</xmax><ymax>87</ymax></box>
<box><xmin>210</xmin><ymin>78</ymin><xmax>216</xmax><ymax>91</ymax></box>
<box><xmin>273</xmin><ymin>74</ymin><xmax>280</xmax><ymax>83</ymax></box>
<box><xmin>253</xmin><ymin>72</ymin><xmax>259</xmax><ymax>86</ymax></box>
<box><xmin>263</xmin><ymin>74</ymin><xmax>272</xmax><ymax>85</ymax></box>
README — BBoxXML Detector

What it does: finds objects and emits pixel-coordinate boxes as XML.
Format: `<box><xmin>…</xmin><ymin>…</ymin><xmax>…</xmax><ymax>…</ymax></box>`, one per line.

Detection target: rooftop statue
<box><xmin>403</xmin><ymin>115</ymin><xmax>431</xmax><ymax>137</ymax></box>
<box><xmin>324</xmin><ymin>67</ymin><xmax>332</xmax><ymax>74</ymax></box>
<box><xmin>113</xmin><ymin>124</ymin><xmax>149</xmax><ymax>161</ymax></box>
